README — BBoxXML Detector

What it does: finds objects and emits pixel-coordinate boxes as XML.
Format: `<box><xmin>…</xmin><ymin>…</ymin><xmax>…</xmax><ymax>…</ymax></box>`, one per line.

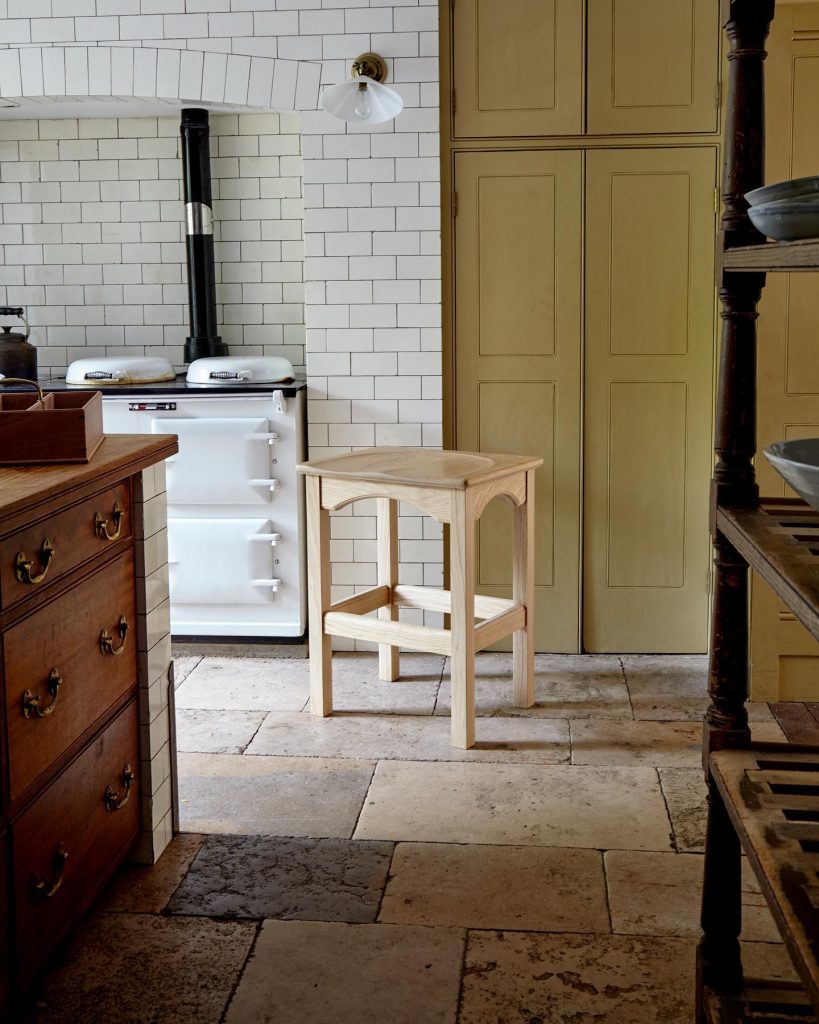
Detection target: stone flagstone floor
<box><xmin>16</xmin><ymin>652</ymin><xmax>795</xmax><ymax>1023</ymax></box>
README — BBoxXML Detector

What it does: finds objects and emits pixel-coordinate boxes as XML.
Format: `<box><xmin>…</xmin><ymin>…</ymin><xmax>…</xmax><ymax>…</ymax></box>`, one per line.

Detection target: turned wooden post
<box><xmin>698</xmin><ymin>2</ymin><xmax>775</xmax><ymax>1017</ymax></box>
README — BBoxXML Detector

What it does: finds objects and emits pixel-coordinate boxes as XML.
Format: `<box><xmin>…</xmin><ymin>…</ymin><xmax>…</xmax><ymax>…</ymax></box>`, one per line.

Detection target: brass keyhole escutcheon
<box><xmin>95</xmin><ymin>502</ymin><xmax>125</xmax><ymax>542</ymax></box>
<box><xmin>15</xmin><ymin>538</ymin><xmax>55</xmax><ymax>585</ymax></box>
<box><xmin>100</xmin><ymin>615</ymin><xmax>129</xmax><ymax>656</ymax></box>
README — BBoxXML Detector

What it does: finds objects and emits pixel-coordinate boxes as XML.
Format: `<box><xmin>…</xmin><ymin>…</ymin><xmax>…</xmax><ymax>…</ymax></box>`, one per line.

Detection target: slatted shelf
<box><xmin>722</xmin><ymin>239</ymin><xmax>819</xmax><ymax>272</ymax></box>
<box><xmin>703</xmin><ymin>978</ymin><xmax>817</xmax><ymax>1022</ymax></box>
<box><xmin>710</xmin><ymin>744</ymin><xmax>819</xmax><ymax>1012</ymax></box>
<box><xmin>716</xmin><ymin>499</ymin><xmax>819</xmax><ymax>643</ymax></box>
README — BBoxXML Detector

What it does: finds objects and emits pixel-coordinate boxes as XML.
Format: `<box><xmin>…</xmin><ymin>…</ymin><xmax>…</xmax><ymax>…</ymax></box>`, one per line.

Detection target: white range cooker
<box><xmin>51</xmin><ymin>355</ymin><xmax>307</xmax><ymax>642</ymax></box>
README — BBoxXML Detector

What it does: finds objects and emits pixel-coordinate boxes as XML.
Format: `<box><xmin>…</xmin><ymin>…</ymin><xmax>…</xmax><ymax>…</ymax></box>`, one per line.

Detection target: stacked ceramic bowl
<box><xmin>746</xmin><ymin>175</ymin><xmax>819</xmax><ymax>240</ymax></box>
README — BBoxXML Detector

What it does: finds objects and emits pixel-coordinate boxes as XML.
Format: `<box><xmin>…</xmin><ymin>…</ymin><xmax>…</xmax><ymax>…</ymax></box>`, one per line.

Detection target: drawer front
<box><xmin>0</xmin><ymin>480</ymin><xmax>131</xmax><ymax>611</ymax></box>
<box><xmin>13</xmin><ymin>700</ymin><xmax>140</xmax><ymax>989</ymax></box>
<box><xmin>4</xmin><ymin>551</ymin><xmax>137</xmax><ymax>803</ymax></box>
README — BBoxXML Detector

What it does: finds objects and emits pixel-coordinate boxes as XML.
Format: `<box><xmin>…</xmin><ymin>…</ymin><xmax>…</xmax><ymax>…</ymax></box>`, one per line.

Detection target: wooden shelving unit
<box><xmin>699</xmin><ymin>2</ymin><xmax>819</xmax><ymax>1021</ymax></box>
<box><xmin>721</xmin><ymin>238</ymin><xmax>819</xmax><ymax>272</ymax></box>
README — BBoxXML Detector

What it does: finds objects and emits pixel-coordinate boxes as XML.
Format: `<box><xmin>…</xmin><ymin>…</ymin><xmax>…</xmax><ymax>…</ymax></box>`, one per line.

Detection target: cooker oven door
<box><xmin>150</xmin><ymin>416</ymin><xmax>278</xmax><ymax>505</ymax></box>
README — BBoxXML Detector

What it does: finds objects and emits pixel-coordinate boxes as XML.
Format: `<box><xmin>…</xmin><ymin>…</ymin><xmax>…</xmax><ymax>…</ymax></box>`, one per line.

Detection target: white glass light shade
<box><xmin>320</xmin><ymin>76</ymin><xmax>404</xmax><ymax>125</ymax></box>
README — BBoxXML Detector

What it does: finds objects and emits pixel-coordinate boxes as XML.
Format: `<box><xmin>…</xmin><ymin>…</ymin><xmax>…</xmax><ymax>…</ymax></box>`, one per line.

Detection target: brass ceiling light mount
<box><xmin>350</xmin><ymin>53</ymin><xmax>389</xmax><ymax>84</ymax></box>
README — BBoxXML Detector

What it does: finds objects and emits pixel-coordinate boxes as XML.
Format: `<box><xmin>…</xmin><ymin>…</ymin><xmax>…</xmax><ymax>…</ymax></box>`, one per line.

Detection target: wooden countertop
<box><xmin>0</xmin><ymin>434</ymin><xmax>178</xmax><ymax>527</ymax></box>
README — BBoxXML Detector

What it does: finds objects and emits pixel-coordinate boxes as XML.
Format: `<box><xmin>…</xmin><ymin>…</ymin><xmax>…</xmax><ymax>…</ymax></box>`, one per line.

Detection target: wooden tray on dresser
<box><xmin>0</xmin><ymin>381</ymin><xmax>103</xmax><ymax>465</ymax></box>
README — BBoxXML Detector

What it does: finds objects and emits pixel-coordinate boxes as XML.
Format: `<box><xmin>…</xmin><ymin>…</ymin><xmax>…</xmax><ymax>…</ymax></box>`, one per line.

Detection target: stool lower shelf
<box><xmin>709</xmin><ymin>743</ymin><xmax>819</xmax><ymax>1013</ymax></box>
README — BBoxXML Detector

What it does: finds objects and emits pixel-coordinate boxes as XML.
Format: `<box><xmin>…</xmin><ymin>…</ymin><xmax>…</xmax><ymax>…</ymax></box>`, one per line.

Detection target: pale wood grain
<box><xmin>392</xmin><ymin>584</ymin><xmax>513</xmax><ymax>620</ymax></box>
<box><xmin>318</xmin><ymin>477</ymin><xmax>453</xmax><ymax>524</ymax></box>
<box><xmin>449</xmin><ymin>489</ymin><xmax>476</xmax><ymax>748</ymax></box>
<box><xmin>377</xmin><ymin>498</ymin><xmax>399</xmax><ymax>681</ymax></box>
<box><xmin>323</xmin><ymin>611</ymin><xmax>451</xmax><ymax>657</ymax></box>
<box><xmin>513</xmin><ymin>469</ymin><xmax>536</xmax><ymax>708</ymax></box>
<box><xmin>471</xmin><ymin>473</ymin><xmax>526</xmax><ymax>520</ymax></box>
<box><xmin>306</xmin><ymin>475</ymin><xmax>332</xmax><ymax>716</ymax></box>
<box><xmin>474</xmin><ymin>604</ymin><xmax>526</xmax><ymax>653</ymax></box>
<box><xmin>298</xmin><ymin>446</ymin><xmax>541</xmax><ymax>491</ymax></box>
<box><xmin>328</xmin><ymin>585</ymin><xmax>391</xmax><ymax>616</ymax></box>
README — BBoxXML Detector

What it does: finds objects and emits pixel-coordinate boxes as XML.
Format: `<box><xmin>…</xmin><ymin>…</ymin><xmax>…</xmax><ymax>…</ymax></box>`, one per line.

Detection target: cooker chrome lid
<box><xmin>186</xmin><ymin>356</ymin><xmax>295</xmax><ymax>385</ymax></box>
<box><xmin>65</xmin><ymin>356</ymin><xmax>177</xmax><ymax>385</ymax></box>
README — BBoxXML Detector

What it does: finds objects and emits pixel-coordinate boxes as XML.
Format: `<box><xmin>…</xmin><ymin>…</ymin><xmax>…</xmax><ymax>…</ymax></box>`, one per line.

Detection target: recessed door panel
<box><xmin>587</xmin><ymin>0</ymin><xmax>720</xmax><ymax>135</ymax></box>
<box><xmin>453</xmin><ymin>0</ymin><xmax>584</xmax><ymax>137</ymax></box>
<box><xmin>454</xmin><ymin>149</ymin><xmax>582</xmax><ymax>651</ymax></box>
<box><xmin>477</xmin><ymin>380</ymin><xmax>555</xmax><ymax>589</ymax></box>
<box><xmin>609</xmin><ymin>173</ymin><xmax>692</xmax><ymax>356</ymax></box>
<box><xmin>584</xmin><ymin>147</ymin><xmax>717</xmax><ymax>652</ymax></box>
<box><xmin>606</xmin><ymin>381</ymin><xmax>687</xmax><ymax>589</ymax></box>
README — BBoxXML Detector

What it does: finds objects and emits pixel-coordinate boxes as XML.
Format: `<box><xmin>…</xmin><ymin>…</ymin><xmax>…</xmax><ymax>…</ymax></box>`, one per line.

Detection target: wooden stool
<box><xmin>297</xmin><ymin>447</ymin><xmax>542</xmax><ymax>749</ymax></box>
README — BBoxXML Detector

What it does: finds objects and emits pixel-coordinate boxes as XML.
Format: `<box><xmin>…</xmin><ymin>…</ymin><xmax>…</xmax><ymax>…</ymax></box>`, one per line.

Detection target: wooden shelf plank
<box><xmin>722</xmin><ymin>239</ymin><xmax>819</xmax><ymax>272</ymax></box>
<box><xmin>716</xmin><ymin>500</ymin><xmax>819</xmax><ymax>642</ymax></box>
<box><xmin>702</xmin><ymin>977</ymin><xmax>817</xmax><ymax>1022</ymax></box>
<box><xmin>710</xmin><ymin>743</ymin><xmax>819</xmax><ymax>1012</ymax></box>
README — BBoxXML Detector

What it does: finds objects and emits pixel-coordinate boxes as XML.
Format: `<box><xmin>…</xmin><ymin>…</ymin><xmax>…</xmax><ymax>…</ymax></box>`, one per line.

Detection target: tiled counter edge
<box><xmin>132</xmin><ymin>459</ymin><xmax>173</xmax><ymax>865</ymax></box>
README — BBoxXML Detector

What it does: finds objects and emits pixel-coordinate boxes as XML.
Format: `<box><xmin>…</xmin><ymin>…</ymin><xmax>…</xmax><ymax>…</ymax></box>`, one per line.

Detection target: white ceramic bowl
<box><xmin>764</xmin><ymin>438</ymin><xmax>819</xmax><ymax>512</ymax></box>
<box><xmin>747</xmin><ymin>198</ymin><xmax>819</xmax><ymax>241</ymax></box>
<box><xmin>746</xmin><ymin>175</ymin><xmax>819</xmax><ymax>207</ymax></box>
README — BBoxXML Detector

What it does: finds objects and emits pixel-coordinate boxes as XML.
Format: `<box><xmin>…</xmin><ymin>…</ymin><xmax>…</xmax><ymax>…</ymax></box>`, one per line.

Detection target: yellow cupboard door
<box><xmin>584</xmin><ymin>147</ymin><xmax>717</xmax><ymax>652</ymax></box>
<box><xmin>587</xmin><ymin>0</ymin><xmax>720</xmax><ymax>135</ymax></box>
<box><xmin>452</xmin><ymin>0</ymin><xmax>584</xmax><ymax>138</ymax></box>
<box><xmin>751</xmin><ymin>3</ymin><xmax>819</xmax><ymax>701</ymax></box>
<box><xmin>454</xmin><ymin>150</ymin><xmax>583</xmax><ymax>652</ymax></box>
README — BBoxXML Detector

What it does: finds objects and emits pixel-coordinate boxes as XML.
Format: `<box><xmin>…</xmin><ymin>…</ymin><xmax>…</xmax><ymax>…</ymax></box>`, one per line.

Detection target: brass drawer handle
<box><xmin>100</xmin><ymin>615</ymin><xmax>128</xmax><ymax>656</ymax></box>
<box><xmin>105</xmin><ymin>764</ymin><xmax>135</xmax><ymax>812</ymax></box>
<box><xmin>15</xmin><ymin>538</ymin><xmax>55</xmax><ymax>585</ymax></box>
<box><xmin>94</xmin><ymin>501</ymin><xmax>125</xmax><ymax>542</ymax></box>
<box><xmin>22</xmin><ymin>668</ymin><xmax>63</xmax><ymax>719</ymax></box>
<box><xmin>30</xmin><ymin>843</ymin><xmax>69</xmax><ymax>902</ymax></box>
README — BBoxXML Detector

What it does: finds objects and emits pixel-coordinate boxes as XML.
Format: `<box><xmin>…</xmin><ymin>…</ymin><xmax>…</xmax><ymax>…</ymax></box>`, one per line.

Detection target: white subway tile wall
<box><xmin>0</xmin><ymin>112</ymin><xmax>305</xmax><ymax>374</ymax></box>
<box><xmin>0</xmin><ymin>2</ymin><xmax>442</xmax><ymax>640</ymax></box>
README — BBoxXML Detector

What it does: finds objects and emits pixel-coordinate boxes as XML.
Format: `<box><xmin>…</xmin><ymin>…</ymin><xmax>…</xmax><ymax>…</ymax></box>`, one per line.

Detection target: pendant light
<box><xmin>320</xmin><ymin>53</ymin><xmax>404</xmax><ymax>125</ymax></box>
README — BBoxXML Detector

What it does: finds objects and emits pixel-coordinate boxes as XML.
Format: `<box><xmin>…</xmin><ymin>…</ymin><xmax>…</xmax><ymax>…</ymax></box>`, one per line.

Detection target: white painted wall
<box><xmin>0</xmin><ymin>2</ymin><xmax>442</xmax><ymax>634</ymax></box>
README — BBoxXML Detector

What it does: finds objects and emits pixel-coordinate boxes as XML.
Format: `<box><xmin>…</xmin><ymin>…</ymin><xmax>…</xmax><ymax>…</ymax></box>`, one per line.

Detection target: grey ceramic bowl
<box><xmin>746</xmin><ymin>175</ymin><xmax>819</xmax><ymax>207</ymax></box>
<box><xmin>747</xmin><ymin>198</ymin><xmax>819</xmax><ymax>241</ymax></box>
<box><xmin>764</xmin><ymin>439</ymin><xmax>819</xmax><ymax>512</ymax></box>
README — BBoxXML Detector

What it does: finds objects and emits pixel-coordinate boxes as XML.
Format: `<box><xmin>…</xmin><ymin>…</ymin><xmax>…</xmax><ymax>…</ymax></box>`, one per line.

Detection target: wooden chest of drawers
<box><xmin>0</xmin><ymin>435</ymin><xmax>176</xmax><ymax>1009</ymax></box>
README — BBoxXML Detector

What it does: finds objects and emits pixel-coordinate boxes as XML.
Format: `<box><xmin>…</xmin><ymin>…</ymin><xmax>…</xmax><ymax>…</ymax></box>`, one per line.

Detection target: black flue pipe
<box><xmin>180</xmin><ymin>108</ymin><xmax>227</xmax><ymax>363</ymax></box>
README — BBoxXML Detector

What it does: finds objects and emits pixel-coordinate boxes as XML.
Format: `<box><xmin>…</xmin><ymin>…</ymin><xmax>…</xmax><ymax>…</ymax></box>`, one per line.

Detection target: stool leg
<box><xmin>306</xmin><ymin>475</ymin><xmax>333</xmax><ymax>716</ymax></box>
<box><xmin>450</xmin><ymin>490</ymin><xmax>476</xmax><ymax>749</ymax></box>
<box><xmin>513</xmin><ymin>469</ymin><xmax>536</xmax><ymax>709</ymax></box>
<box><xmin>377</xmin><ymin>497</ymin><xmax>400</xmax><ymax>682</ymax></box>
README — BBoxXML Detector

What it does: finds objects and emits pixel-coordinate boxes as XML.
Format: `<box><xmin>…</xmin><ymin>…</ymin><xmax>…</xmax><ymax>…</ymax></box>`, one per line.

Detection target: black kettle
<box><xmin>0</xmin><ymin>307</ymin><xmax>37</xmax><ymax>380</ymax></box>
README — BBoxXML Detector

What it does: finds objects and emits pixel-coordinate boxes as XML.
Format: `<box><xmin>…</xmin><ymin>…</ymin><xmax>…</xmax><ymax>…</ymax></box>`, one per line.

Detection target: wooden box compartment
<box><xmin>0</xmin><ymin>480</ymin><xmax>131</xmax><ymax>612</ymax></box>
<box><xmin>12</xmin><ymin>699</ymin><xmax>139</xmax><ymax>990</ymax></box>
<box><xmin>4</xmin><ymin>550</ymin><xmax>137</xmax><ymax>804</ymax></box>
<box><xmin>0</xmin><ymin>390</ymin><xmax>103</xmax><ymax>465</ymax></box>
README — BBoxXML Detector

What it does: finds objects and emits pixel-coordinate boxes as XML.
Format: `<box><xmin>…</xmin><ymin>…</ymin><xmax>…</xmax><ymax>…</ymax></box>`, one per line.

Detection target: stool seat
<box><xmin>297</xmin><ymin>446</ymin><xmax>542</xmax><ymax>749</ymax></box>
<box><xmin>299</xmin><ymin>447</ymin><xmax>542</xmax><ymax>490</ymax></box>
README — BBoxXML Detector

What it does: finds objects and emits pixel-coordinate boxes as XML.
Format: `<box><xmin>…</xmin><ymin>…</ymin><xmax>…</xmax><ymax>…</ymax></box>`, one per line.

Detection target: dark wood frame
<box><xmin>698</xmin><ymin>2</ymin><xmax>819</xmax><ymax>1020</ymax></box>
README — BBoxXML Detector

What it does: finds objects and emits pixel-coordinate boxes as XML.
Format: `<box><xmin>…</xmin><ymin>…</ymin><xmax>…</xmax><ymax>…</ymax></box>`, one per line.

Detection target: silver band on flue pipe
<box><xmin>180</xmin><ymin>108</ymin><xmax>227</xmax><ymax>363</ymax></box>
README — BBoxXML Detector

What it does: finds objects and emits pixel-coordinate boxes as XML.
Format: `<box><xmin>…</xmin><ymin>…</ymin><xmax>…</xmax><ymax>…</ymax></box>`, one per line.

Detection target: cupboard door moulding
<box><xmin>586</xmin><ymin>0</ymin><xmax>721</xmax><ymax>136</ymax></box>
<box><xmin>452</xmin><ymin>0</ymin><xmax>584</xmax><ymax>139</ymax></box>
